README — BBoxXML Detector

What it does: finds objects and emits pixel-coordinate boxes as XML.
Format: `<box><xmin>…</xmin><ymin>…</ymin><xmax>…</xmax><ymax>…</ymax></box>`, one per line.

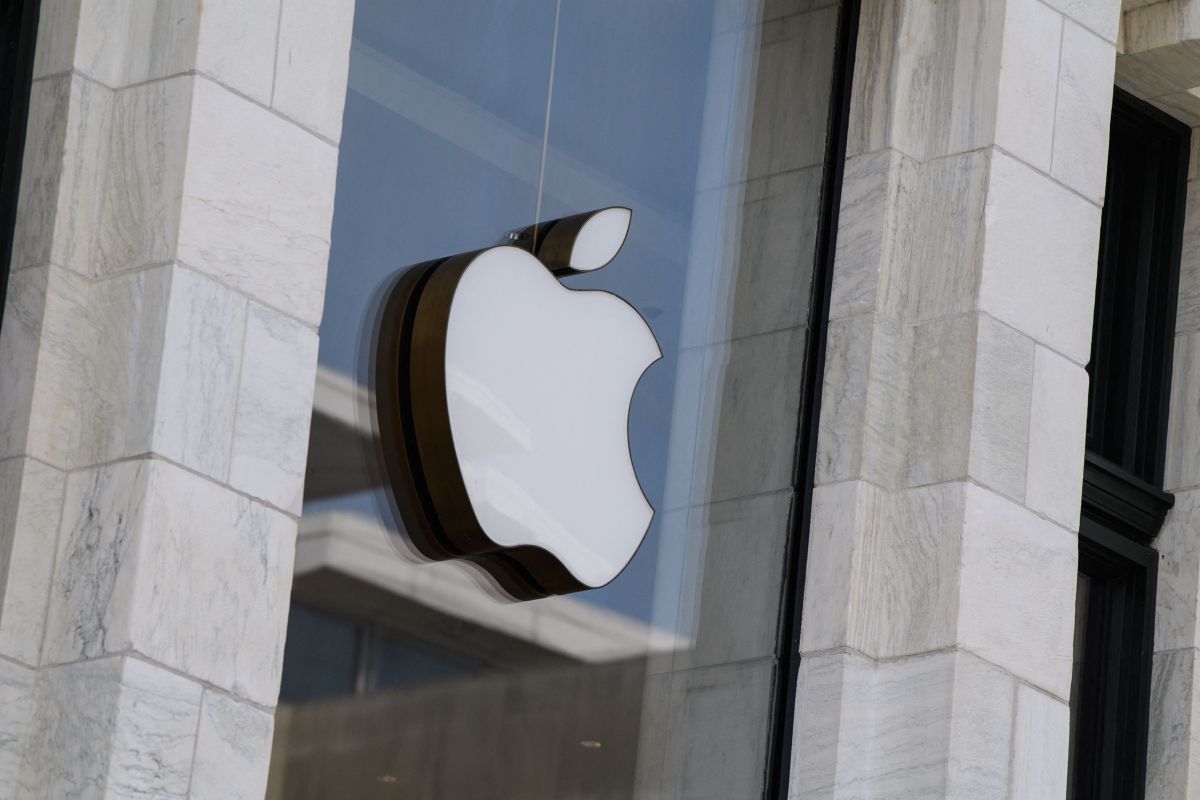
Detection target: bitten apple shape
<box><xmin>373</xmin><ymin>208</ymin><xmax>661</xmax><ymax>600</ymax></box>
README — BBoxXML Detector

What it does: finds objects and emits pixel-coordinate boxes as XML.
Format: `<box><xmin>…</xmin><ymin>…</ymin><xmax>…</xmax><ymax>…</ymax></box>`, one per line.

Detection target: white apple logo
<box><xmin>373</xmin><ymin>208</ymin><xmax>661</xmax><ymax>599</ymax></box>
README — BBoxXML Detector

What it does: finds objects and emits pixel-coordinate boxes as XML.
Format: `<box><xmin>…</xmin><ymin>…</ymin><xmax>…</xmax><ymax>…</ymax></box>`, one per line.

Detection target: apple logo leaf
<box><xmin>373</xmin><ymin>207</ymin><xmax>660</xmax><ymax>601</ymax></box>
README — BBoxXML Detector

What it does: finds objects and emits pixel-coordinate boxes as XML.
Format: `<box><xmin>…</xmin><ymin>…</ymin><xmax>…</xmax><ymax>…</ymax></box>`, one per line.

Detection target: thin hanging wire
<box><xmin>532</xmin><ymin>0</ymin><xmax>562</xmax><ymax>244</ymax></box>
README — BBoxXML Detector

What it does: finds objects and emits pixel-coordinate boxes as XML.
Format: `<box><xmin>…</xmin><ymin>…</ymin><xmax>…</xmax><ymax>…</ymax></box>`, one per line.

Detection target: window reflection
<box><xmin>269</xmin><ymin>1</ymin><xmax>843</xmax><ymax>797</ymax></box>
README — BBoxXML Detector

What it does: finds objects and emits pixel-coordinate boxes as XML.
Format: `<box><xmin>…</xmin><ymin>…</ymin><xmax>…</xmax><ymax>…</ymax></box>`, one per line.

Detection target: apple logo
<box><xmin>373</xmin><ymin>208</ymin><xmax>662</xmax><ymax>600</ymax></box>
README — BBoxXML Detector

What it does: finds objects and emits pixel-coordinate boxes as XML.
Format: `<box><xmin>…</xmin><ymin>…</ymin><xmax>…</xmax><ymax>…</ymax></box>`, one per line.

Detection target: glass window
<box><xmin>269</xmin><ymin>1</ymin><xmax>847</xmax><ymax>797</ymax></box>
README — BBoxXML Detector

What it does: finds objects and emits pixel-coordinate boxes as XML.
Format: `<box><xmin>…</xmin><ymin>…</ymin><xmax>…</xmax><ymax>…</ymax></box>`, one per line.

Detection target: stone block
<box><xmin>177</xmin><ymin>78</ymin><xmax>338</xmax><ymax>326</ymax></box>
<box><xmin>1166</xmin><ymin>331</ymin><xmax>1200</xmax><ymax>491</ymax></box>
<box><xmin>273</xmin><ymin>0</ymin><xmax>356</xmax><ymax>141</ymax></box>
<box><xmin>828</xmin><ymin>148</ymin><xmax>915</xmax><ymax>321</ymax></box>
<box><xmin>1176</xmin><ymin>181</ymin><xmax>1200</xmax><ymax>336</ymax></box>
<box><xmin>151</xmin><ymin>267</ymin><xmax>247</xmax><ymax>480</ymax></box>
<box><xmin>0</xmin><ymin>458</ymin><xmax>66</xmax><ymax>665</ymax></box>
<box><xmin>958</xmin><ymin>484</ymin><xmax>1078</xmax><ymax>699</ymax></box>
<box><xmin>1025</xmin><ymin>345</ymin><xmax>1089</xmax><ymax>529</ymax></box>
<box><xmin>97</xmin><ymin>75</ymin><xmax>192</xmax><ymax>275</ymax></box>
<box><xmin>13</xmin><ymin>74</ymin><xmax>112</xmax><ymax>275</ymax></box>
<box><xmin>1041</xmin><ymin>0</ymin><xmax>1121</xmax><ymax>42</ymax></box>
<box><xmin>1053</xmin><ymin>20</ymin><xmax>1118</xmax><ymax>204</ymax></box>
<box><xmin>0</xmin><ymin>658</ymin><xmax>34</xmax><ymax>789</ymax></box>
<box><xmin>1155</xmin><ymin>490</ymin><xmax>1200</xmax><ymax>653</ymax></box>
<box><xmin>18</xmin><ymin>657</ymin><xmax>201</xmax><ymax>797</ymax></box>
<box><xmin>229</xmin><ymin>302</ymin><xmax>320</xmax><ymax>513</ymax></box>
<box><xmin>1010</xmin><ymin>684</ymin><xmax>1070</xmax><ymax>799</ymax></box>
<box><xmin>1146</xmin><ymin>647</ymin><xmax>1200</xmax><ymax>799</ymax></box>
<box><xmin>194</xmin><ymin>0</ymin><xmax>281</xmax><ymax>105</ymax></box>
<box><xmin>968</xmin><ymin>314</ymin><xmax>1033</xmax><ymax>502</ymax></box>
<box><xmin>3</xmin><ymin>264</ymin><xmax>171</xmax><ymax>470</ymax></box>
<box><xmin>978</xmin><ymin>150</ymin><xmax>1102</xmax><ymax>364</ymax></box>
<box><xmin>43</xmin><ymin>459</ymin><xmax>297</xmax><ymax>706</ymax></box>
<box><xmin>903</xmin><ymin>314</ymin><xmax>974</xmax><ymax>487</ymax></box>
<box><xmin>994</xmin><ymin>0</ymin><xmax>1063</xmax><ymax>172</ymax></box>
<box><xmin>190</xmin><ymin>690</ymin><xmax>274</xmax><ymax>800</ymax></box>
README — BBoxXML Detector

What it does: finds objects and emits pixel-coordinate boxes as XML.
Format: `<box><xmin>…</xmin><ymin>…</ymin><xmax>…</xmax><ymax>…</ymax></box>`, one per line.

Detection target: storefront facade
<box><xmin>2</xmin><ymin>0</ymin><xmax>1200</xmax><ymax>798</ymax></box>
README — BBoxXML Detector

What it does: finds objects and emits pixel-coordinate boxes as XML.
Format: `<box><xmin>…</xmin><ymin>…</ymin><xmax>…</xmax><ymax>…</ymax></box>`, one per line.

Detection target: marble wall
<box><xmin>791</xmin><ymin>0</ymin><xmax>1121</xmax><ymax>796</ymax></box>
<box><xmin>0</xmin><ymin>0</ymin><xmax>353</xmax><ymax>795</ymax></box>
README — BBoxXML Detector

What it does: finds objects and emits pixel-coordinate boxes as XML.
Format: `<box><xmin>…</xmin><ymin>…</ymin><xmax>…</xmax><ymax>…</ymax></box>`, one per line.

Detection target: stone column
<box><xmin>790</xmin><ymin>0</ymin><xmax>1120</xmax><ymax>797</ymax></box>
<box><xmin>0</xmin><ymin>0</ymin><xmax>353</xmax><ymax>795</ymax></box>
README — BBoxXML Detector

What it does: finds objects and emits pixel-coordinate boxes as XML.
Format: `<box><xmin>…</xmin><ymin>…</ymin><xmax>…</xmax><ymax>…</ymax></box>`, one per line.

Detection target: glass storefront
<box><xmin>268</xmin><ymin>1</ymin><xmax>845</xmax><ymax>796</ymax></box>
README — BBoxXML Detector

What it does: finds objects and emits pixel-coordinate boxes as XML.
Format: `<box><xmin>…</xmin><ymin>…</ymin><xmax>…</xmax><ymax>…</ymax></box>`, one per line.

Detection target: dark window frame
<box><xmin>767</xmin><ymin>1</ymin><xmax>860</xmax><ymax>798</ymax></box>
<box><xmin>0</xmin><ymin>0</ymin><xmax>40</xmax><ymax>326</ymax></box>
<box><xmin>1070</xmin><ymin>88</ymin><xmax>1188</xmax><ymax>800</ymax></box>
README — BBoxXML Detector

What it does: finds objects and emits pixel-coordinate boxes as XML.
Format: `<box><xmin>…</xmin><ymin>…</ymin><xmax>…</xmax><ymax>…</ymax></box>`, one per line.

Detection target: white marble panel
<box><xmin>0</xmin><ymin>658</ymin><xmax>34</xmax><ymax>790</ymax></box>
<box><xmin>1042</xmin><ymin>0</ymin><xmax>1122</xmax><ymax>42</ymax></box>
<box><xmin>815</xmin><ymin>314</ymin><xmax>872</xmax><ymax>485</ymax></box>
<box><xmin>828</xmin><ymin>148</ymin><xmax>915</xmax><ymax>321</ymax></box>
<box><xmin>846</xmin><ymin>650</ymin><xmax>1014</xmax><ymax>798</ymax></box>
<box><xmin>0</xmin><ymin>268</ymin><xmax>47</xmax><ymax>462</ymax></box>
<box><xmin>1176</xmin><ymin>181</ymin><xmax>1200</xmax><ymax>336</ymax></box>
<box><xmin>18</xmin><ymin>657</ymin><xmax>200</xmax><ymax>798</ymax></box>
<box><xmin>72</xmin><ymin>0</ymin><xmax>197</xmax><ymax>88</ymax></box>
<box><xmin>190</xmin><ymin>690</ymin><xmax>274</xmax><ymax>800</ymax></box>
<box><xmin>229</xmin><ymin>302</ymin><xmax>319</xmax><ymax>513</ymax></box>
<box><xmin>1025</xmin><ymin>345</ymin><xmax>1089</xmax><ymax>530</ymax></box>
<box><xmin>803</xmin><ymin>481</ymin><xmax>968</xmax><ymax>658</ymax></box>
<box><xmin>194</xmin><ymin>0</ymin><xmax>281</xmax><ymax>105</ymax></box>
<box><xmin>901</xmin><ymin>150</ymin><xmax>990</xmax><ymax>323</ymax></box>
<box><xmin>994</xmin><ymin>0</ymin><xmax>1063</xmax><ymax>173</ymax></box>
<box><xmin>943</xmin><ymin>652</ymin><xmax>1017</xmax><ymax>798</ymax></box>
<box><xmin>860</xmin><ymin>482</ymin><xmax>966</xmax><ymax>658</ymax></box>
<box><xmin>978</xmin><ymin>150</ymin><xmax>1103</xmax><ymax>365</ymax></box>
<box><xmin>1010</xmin><ymin>684</ymin><xmax>1070</xmax><ymax>799</ymax></box>
<box><xmin>968</xmin><ymin>314</ymin><xmax>1033</xmax><ymax>502</ymax></box>
<box><xmin>799</xmin><ymin>480</ymin><xmax>884</xmax><ymax>654</ymax></box>
<box><xmin>98</xmin><ymin>76</ymin><xmax>192</xmax><ymax>276</ymax></box>
<box><xmin>894</xmin><ymin>0</ymin><xmax>1005</xmax><ymax>161</ymax></box>
<box><xmin>273</xmin><ymin>0</ymin><xmax>355</xmax><ymax>141</ymax></box>
<box><xmin>1053</xmin><ymin>20</ymin><xmax>1118</xmax><ymax>204</ymax></box>
<box><xmin>14</xmin><ymin>74</ymin><xmax>112</xmax><ymax>275</ymax></box>
<box><xmin>14</xmin><ymin>264</ymin><xmax>171</xmax><ymax>470</ymax></box>
<box><xmin>0</xmin><ymin>458</ymin><xmax>65</xmax><ymax>665</ymax></box>
<box><xmin>844</xmin><ymin>0</ymin><xmax>906</xmax><ymax>159</ymax></box>
<box><xmin>31</xmin><ymin>0</ymin><xmax>81</xmax><ymax>80</ymax></box>
<box><xmin>789</xmin><ymin>650</ymin><xmax>874</xmax><ymax>798</ymax></box>
<box><xmin>13</xmin><ymin>75</ymin><xmax>70</xmax><ymax>271</ymax></box>
<box><xmin>903</xmin><ymin>314</ymin><xmax>975</xmax><ymax>487</ymax></box>
<box><xmin>959</xmin><ymin>484</ymin><xmax>1078</xmax><ymax>699</ymax></box>
<box><xmin>1155</xmin><ymin>490</ymin><xmax>1200</xmax><ymax>653</ymax></box>
<box><xmin>1166</xmin><ymin>331</ymin><xmax>1200</xmax><ymax>491</ymax></box>
<box><xmin>151</xmin><ymin>267</ymin><xmax>246</xmax><ymax>480</ymax></box>
<box><xmin>1146</xmin><ymin>647</ymin><xmax>1200</xmax><ymax>800</ymax></box>
<box><xmin>177</xmin><ymin>78</ymin><xmax>338</xmax><ymax>326</ymax></box>
<box><xmin>43</xmin><ymin>459</ymin><xmax>297</xmax><ymax>706</ymax></box>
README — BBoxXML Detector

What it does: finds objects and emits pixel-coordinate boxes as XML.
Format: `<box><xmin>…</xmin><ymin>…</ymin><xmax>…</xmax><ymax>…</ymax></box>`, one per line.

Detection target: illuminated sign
<box><xmin>374</xmin><ymin>208</ymin><xmax>660</xmax><ymax>599</ymax></box>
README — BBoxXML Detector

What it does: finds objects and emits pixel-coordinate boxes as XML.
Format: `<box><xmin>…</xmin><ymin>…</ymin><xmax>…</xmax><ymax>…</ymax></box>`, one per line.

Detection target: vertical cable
<box><xmin>532</xmin><ymin>0</ymin><xmax>562</xmax><ymax>240</ymax></box>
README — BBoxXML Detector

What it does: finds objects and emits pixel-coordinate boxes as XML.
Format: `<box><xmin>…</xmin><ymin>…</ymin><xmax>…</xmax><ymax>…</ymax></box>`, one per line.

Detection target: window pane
<box><xmin>271</xmin><ymin>1</ymin><xmax>845</xmax><ymax>796</ymax></box>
